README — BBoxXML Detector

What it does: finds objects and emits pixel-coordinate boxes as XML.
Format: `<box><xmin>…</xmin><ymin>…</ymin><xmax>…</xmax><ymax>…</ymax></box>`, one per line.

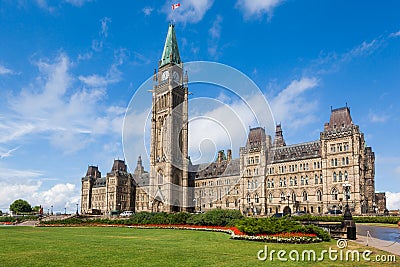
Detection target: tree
<box><xmin>10</xmin><ymin>199</ymin><xmax>32</xmax><ymax>213</ymax></box>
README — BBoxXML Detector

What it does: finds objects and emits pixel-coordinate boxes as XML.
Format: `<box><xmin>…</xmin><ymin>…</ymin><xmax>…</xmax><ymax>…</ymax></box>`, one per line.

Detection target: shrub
<box><xmin>235</xmin><ymin>217</ymin><xmax>330</xmax><ymax>241</ymax></box>
<box><xmin>186</xmin><ymin>209</ymin><xmax>243</xmax><ymax>226</ymax></box>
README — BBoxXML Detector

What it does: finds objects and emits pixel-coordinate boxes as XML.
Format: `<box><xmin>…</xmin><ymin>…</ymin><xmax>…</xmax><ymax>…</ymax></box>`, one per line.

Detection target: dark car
<box><xmin>326</xmin><ymin>209</ymin><xmax>342</xmax><ymax>215</ymax></box>
<box><xmin>271</xmin><ymin>212</ymin><xmax>284</xmax><ymax>218</ymax></box>
<box><xmin>292</xmin><ymin>211</ymin><xmax>306</xmax><ymax>216</ymax></box>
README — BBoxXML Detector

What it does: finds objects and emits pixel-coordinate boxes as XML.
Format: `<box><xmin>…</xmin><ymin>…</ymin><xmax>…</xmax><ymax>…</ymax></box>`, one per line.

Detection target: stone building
<box><xmin>80</xmin><ymin>24</ymin><xmax>386</xmax><ymax>216</ymax></box>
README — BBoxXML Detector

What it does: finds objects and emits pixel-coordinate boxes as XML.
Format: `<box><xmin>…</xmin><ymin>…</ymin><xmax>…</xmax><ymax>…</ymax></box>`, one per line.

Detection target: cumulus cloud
<box><xmin>270</xmin><ymin>77</ymin><xmax>319</xmax><ymax>129</ymax></box>
<box><xmin>236</xmin><ymin>0</ymin><xmax>283</xmax><ymax>20</ymax></box>
<box><xmin>164</xmin><ymin>0</ymin><xmax>214</xmax><ymax>24</ymax></box>
<box><xmin>2</xmin><ymin>53</ymin><xmax>125</xmax><ymax>153</ymax></box>
<box><xmin>385</xmin><ymin>192</ymin><xmax>400</xmax><ymax>210</ymax></box>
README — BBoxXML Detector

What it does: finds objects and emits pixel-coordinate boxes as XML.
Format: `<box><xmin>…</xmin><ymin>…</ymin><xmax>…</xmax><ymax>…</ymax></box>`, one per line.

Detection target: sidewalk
<box><xmin>351</xmin><ymin>234</ymin><xmax>400</xmax><ymax>256</ymax></box>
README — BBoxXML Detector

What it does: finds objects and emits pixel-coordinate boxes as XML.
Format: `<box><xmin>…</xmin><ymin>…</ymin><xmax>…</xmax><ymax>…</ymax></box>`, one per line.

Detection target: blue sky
<box><xmin>0</xmin><ymin>0</ymin><xmax>399</xmax><ymax>213</ymax></box>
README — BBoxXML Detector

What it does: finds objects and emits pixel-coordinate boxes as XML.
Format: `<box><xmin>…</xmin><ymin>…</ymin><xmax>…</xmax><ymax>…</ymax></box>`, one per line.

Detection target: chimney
<box><xmin>217</xmin><ymin>150</ymin><xmax>225</xmax><ymax>163</ymax></box>
<box><xmin>227</xmin><ymin>149</ymin><xmax>232</xmax><ymax>161</ymax></box>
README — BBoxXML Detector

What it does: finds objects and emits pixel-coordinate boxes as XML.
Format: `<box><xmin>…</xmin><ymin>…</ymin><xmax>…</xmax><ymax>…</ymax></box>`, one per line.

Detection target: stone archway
<box><xmin>283</xmin><ymin>206</ymin><xmax>291</xmax><ymax>216</ymax></box>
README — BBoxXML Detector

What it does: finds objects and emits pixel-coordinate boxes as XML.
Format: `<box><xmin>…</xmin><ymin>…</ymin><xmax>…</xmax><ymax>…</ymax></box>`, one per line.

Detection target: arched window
<box><xmin>246</xmin><ymin>194</ymin><xmax>251</xmax><ymax>203</ymax></box>
<box><xmin>320</xmin><ymin>174</ymin><xmax>323</xmax><ymax>184</ymax></box>
<box><xmin>271</xmin><ymin>179</ymin><xmax>275</xmax><ymax>188</ymax></box>
<box><xmin>315</xmin><ymin>175</ymin><xmax>319</xmax><ymax>184</ymax></box>
<box><xmin>301</xmin><ymin>176</ymin><xmax>304</xmax><ymax>185</ymax></box>
<box><xmin>333</xmin><ymin>172</ymin><xmax>337</xmax><ymax>182</ymax></box>
<box><xmin>344</xmin><ymin>171</ymin><xmax>348</xmax><ymax>181</ymax></box>
<box><xmin>317</xmin><ymin>190</ymin><xmax>322</xmax><ymax>201</ymax></box>
<box><xmin>157</xmin><ymin>171</ymin><xmax>164</xmax><ymax>184</ymax></box>
<box><xmin>302</xmin><ymin>191</ymin><xmax>308</xmax><ymax>201</ymax></box>
<box><xmin>305</xmin><ymin>176</ymin><xmax>309</xmax><ymax>185</ymax></box>
<box><xmin>290</xmin><ymin>177</ymin><xmax>293</xmax><ymax>186</ymax></box>
<box><xmin>294</xmin><ymin>177</ymin><xmax>298</xmax><ymax>186</ymax></box>
<box><xmin>283</xmin><ymin>177</ymin><xmax>287</xmax><ymax>187</ymax></box>
<box><xmin>342</xmin><ymin>157</ymin><xmax>345</xmax><ymax>165</ymax></box>
<box><xmin>332</xmin><ymin>188</ymin><xmax>338</xmax><ymax>200</ymax></box>
<box><xmin>247</xmin><ymin>180</ymin><xmax>250</xmax><ymax>189</ymax></box>
<box><xmin>268</xmin><ymin>193</ymin><xmax>273</xmax><ymax>203</ymax></box>
<box><xmin>338</xmin><ymin>171</ymin><xmax>343</xmax><ymax>182</ymax></box>
<box><xmin>255</xmin><ymin>194</ymin><xmax>259</xmax><ymax>203</ymax></box>
<box><xmin>279</xmin><ymin>178</ymin><xmax>283</xmax><ymax>187</ymax></box>
<box><xmin>267</xmin><ymin>179</ymin><xmax>271</xmax><ymax>188</ymax></box>
<box><xmin>346</xmin><ymin>157</ymin><xmax>349</xmax><ymax>165</ymax></box>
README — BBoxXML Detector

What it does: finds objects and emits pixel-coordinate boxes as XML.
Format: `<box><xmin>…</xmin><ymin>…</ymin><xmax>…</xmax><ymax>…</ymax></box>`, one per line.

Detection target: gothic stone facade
<box><xmin>80</xmin><ymin>24</ymin><xmax>386</xmax><ymax>215</ymax></box>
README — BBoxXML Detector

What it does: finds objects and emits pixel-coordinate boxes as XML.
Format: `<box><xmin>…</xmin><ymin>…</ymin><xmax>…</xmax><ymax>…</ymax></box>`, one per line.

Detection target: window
<box><xmin>301</xmin><ymin>176</ymin><xmax>304</xmax><ymax>185</ymax></box>
<box><xmin>226</xmin><ymin>200</ymin><xmax>229</xmax><ymax>207</ymax></box>
<box><xmin>247</xmin><ymin>180</ymin><xmax>250</xmax><ymax>189</ymax></box>
<box><xmin>292</xmin><ymin>192</ymin><xmax>296</xmax><ymax>202</ymax></box>
<box><xmin>315</xmin><ymin>175</ymin><xmax>319</xmax><ymax>184</ymax></box>
<box><xmin>305</xmin><ymin>176</ymin><xmax>309</xmax><ymax>185</ymax></box>
<box><xmin>332</xmin><ymin>188</ymin><xmax>338</xmax><ymax>200</ymax></box>
<box><xmin>346</xmin><ymin>157</ymin><xmax>349</xmax><ymax>165</ymax></box>
<box><xmin>290</xmin><ymin>177</ymin><xmax>293</xmax><ymax>186</ymax></box>
<box><xmin>335</xmin><ymin>158</ymin><xmax>338</xmax><ymax>166</ymax></box>
<box><xmin>338</xmin><ymin>171</ymin><xmax>343</xmax><ymax>182</ymax></box>
<box><xmin>279</xmin><ymin>178</ymin><xmax>283</xmax><ymax>187</ymax></box>
<box><xmin>283</xmin><ymin>177</ymin><xmax>287</xmax><ymax>187</ymax></box>
<box><xmin>255</xmin><ymin>194</ymin><xmax>259</xmax><ymax>203</ymax></box>
<box><xmin>344</xmin><ymin>171</ymin><xmax>348</xmax><ymax>181</ymax></box>
<box><xmin>268</xmin><ymin>193</ymin><xmax>273</xmax><ymax>203</ymax></box>
<box><xmin>302</xmin><ymin>191</ymin><xmax>308</xmax><ymax>201</ymax></box>
<box><xmin>267</xmin><ymin>179</ymin><xmax>271</xmax><ymax>188</ymax></box>
<box><xmin>320</xmin><ymin>174</ymin><xmax>323</xmax><ymax>184</ymax></box>
<box><xmin>280</xmin><ymin>192</ymin><xmax>286</xmax><ymax>200</ymax></box>
<box><xmin>294</xmin><ymin>177</ymin><xmax>298</xmax><ymax>186</ymax></box>
<box><xmin>271</xmin><ymin>179</ymin><xmax>275</xmax><ymax>188</ymax></box>
<box><xmin>255</xmin><ymin>156</ymin><xmax>259</xmax><ymax>164</ymax></box>
<box><xmin>317</xmin><ymin>190</ymin><xmax>322</xmax><ymax>201</ymax></box>
<box><xmin>314</xmin><ymin>162</ymin><xmax>316</xmax><ymax>169</ymax></box>
<box><xmin>342</xmin><ymin>157</ymin><xmax>345</xmax><ymax>165</ymax></box>
<box><xmin>333</xmin><ymin>172</ymin><xmax>337</xmax><ymax>182</ymax></box>
<box><xmin>246</xmin><ymin>194</ymin><xmax>251</xmax><ymax>203</ymax></box>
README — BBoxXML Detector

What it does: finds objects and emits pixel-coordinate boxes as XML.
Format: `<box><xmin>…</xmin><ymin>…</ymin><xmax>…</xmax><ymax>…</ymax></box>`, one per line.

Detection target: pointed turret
<box><xmin>273</xmin><ymin>124</ymin><xmax>286</xmax><ymax>147</ymax></box>
<box><xmin>160</xmin><ymin>24</ymin><xmax>181</xmax><ymax>67</ymax></box>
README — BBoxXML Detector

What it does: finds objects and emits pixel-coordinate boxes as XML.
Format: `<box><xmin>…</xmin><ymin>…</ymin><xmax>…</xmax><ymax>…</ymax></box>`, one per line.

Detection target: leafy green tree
<box><xmin>10</xmin><ymin>199</ymin><xmax>32</xmax><ymax>213</ymax></box>
<box><xmin>32</xmin><ymin>206</ymin><xmax>40</xmax><ymax>212</ymax></box>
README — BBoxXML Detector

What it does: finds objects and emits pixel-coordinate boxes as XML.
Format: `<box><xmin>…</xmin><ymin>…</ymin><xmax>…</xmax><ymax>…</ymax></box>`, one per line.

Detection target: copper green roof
<box><xmin>160</xmin><ymin>24</ymin><xmax>181</xmax><ymax>67</ymax></box>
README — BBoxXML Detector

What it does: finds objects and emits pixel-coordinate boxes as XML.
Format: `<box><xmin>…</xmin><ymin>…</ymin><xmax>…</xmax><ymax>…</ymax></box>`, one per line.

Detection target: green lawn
<box><xmin>0</xmin><ymin>226</ymin><xmax>398</xmax><ymax>267</ymax></box>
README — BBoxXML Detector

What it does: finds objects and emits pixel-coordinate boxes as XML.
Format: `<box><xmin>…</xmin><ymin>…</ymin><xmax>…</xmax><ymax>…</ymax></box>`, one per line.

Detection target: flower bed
<box><xmin>124</xmin><ymin>224</ymin><xmax>322</xmax><ymax>243</ymax></box>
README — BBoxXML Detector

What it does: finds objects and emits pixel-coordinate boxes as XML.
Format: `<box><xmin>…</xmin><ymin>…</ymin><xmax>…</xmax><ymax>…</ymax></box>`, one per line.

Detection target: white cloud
<box><xmin>64</xmin><ymin>0</ymin><xmax>92</xmax><ymax>7</ymax></box>
<box><xmin>1</xmin><ymin>53</ymin><xmax>125</xmax><ymax>153</ymax></box>
<box><xmin>100</xmin><ymin>17</ymin><xmax>111</xmax><ymax>38</ymax></box>
<box><xmin>270</xmin><ymin>77</ymin><xmax>319</xmax><ymax>129</ymax></box>
<box><xmin>208</xmin><ymin>15</ymin><xmax>223</xmax><ymax>57</ymax></box>
<box><xmin>369</xmin><ymin>111</ymin><xmax>389</xmax><ymax>123</ymax></box>
<box><xmin>389</xmin><ymin>30</ymin><xmax>400</xmax><ymax>38</ymax></box>
<box><xmin>0</xmin><ymin>65</ymin><xmax>14</xmax><ymax>75</ymax></box>
<box><xmin>164</xmin><ymin>0</ymin><xmax>214</xmax><ymax>24</ymax></box>
<box><xmin>236</xmin><ymin>0</ymin><xmax>283</xmax><ymax>20</ymax></box>
<box><xmin>0</xmin><ymin>147</ymin><xmax>20</xmax><ymax>159</ymax></box>
<box><xmin>142</xmin><ymin>7</ymin><xmax>154</xmax><ymax>16</ymax></box>
<box><xmin>385</xmin><ymin>192</ymin><xmax>400</xmax><ymax>210</ymax></box>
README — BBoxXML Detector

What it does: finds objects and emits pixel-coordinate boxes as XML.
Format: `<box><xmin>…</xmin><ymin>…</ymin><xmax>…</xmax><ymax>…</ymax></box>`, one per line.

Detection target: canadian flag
<box><xmin>172</xmin><ymin>3</ymin><xmax>180</xmax><ymax>10</ymax></box>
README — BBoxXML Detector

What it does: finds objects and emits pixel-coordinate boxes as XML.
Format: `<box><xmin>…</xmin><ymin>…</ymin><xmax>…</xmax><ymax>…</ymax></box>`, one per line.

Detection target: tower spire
<box><xmin>160</xmin><ymin>24</ymin><xmax>181</xmax><ymax>67</ymax></box>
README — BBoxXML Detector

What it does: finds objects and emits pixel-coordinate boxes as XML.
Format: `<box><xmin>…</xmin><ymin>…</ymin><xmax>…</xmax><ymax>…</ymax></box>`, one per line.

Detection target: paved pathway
<box><xmin>351</xmin><ymin>233</ymin><xmax>400</xmax><ymax>256</ymax></box>
<box><xmin>15</xmin><ymin>220</ymin><xmax>38</xmax><ymax>226</ymax></box>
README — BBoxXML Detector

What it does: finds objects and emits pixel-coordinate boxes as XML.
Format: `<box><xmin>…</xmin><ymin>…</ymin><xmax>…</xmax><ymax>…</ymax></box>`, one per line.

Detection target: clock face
<box><xmin>162</xmin><ymin>71</ymin><xmax>169</xmax><ymax>81</ymax></box>
<box><xmin>173</xmin><ymin>71</ymin><xmax>180</xmax><ymax>82</ymax></box>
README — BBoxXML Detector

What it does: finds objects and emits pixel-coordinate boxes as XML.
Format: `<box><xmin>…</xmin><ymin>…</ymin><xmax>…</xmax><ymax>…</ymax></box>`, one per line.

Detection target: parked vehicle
<box><xmin>119</xmin><ymin>211</ymin><xmax>134</xmax><ymax>217</ymax></box>
<box><xmin>271</xmin><ymin>212</ymin><xmax>284</xmax><ymax>218</ymax></box>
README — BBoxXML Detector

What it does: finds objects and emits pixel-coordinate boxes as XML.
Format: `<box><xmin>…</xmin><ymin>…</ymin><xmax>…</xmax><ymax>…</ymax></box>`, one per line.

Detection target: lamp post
<box><xmin>285</xmin><ymin>193</ymin><xmax>291</xmax><ymax>215</ymax></box>
<box><xmin>342</xmin><ymin>183</ymin><xmax>352</xmax><ymax>220</ymax></box>
<box><xmin>76</xmin><ymin>203</ymin><xmax>79</xmax><ymax>216</ymax></box>
<box><xmin>64</xmin><ymin>208</ymin><xmax>66</xmax><ymax>215</ymax></box>
<box><xmin>51</xmin><ymin>205</ymin><xmax>53</xmax><ymax>215</ymax></box>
